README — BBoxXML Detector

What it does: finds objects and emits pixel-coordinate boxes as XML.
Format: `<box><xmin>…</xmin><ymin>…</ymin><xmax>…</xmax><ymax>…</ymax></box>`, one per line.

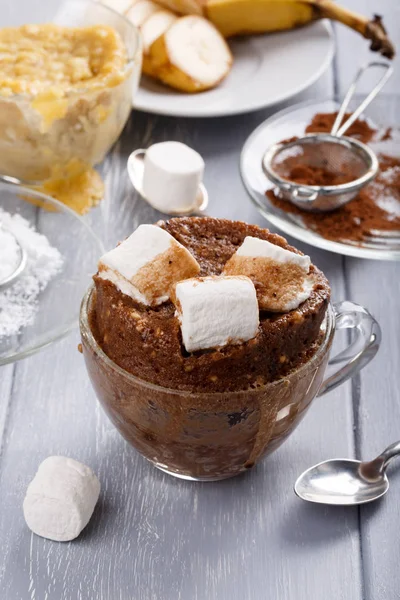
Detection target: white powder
<box><xmin>379</xmin><ymin>165</ymin><xmax>400</xmax><ymax>185</ymax></box>
<box><xmin>0</xmin><ymin>208</ymin><xmax>64</xmax><ymax>337</ymax></box>
<box><xmin>368</xmin><ymin>178</ymin><xmax>400</xmax><ymax>220</ymax></box>
<box><xmin>371</xmin><ymin>126</ymin><xmax>400</xmax><ymax>158</ymax></box>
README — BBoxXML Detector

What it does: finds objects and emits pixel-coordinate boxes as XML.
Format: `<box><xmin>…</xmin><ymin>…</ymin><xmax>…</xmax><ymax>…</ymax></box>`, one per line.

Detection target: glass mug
<box><xmin>80</xmin><ymin>286</ymin><xmax>381</xmax><ymax>481</ymax></box>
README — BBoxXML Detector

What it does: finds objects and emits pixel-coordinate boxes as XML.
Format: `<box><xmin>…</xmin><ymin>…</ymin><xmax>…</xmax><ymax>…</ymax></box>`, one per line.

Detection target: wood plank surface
<box><xmin>0</xmin><ymin>0</ymin><xmax>399</xmax><ymax>598</ymax></box>
<box><xmin>335</xmin><ymin>3</ymin><xmax>400</xmax><ymax>598</ymax></box>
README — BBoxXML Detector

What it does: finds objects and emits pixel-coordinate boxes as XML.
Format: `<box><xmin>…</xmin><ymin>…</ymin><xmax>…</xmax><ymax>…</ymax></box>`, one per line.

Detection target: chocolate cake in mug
<box><xmin>80</xmin><ymin>217</ymin><xmax>379</xmax><ymax>480</ymax></box>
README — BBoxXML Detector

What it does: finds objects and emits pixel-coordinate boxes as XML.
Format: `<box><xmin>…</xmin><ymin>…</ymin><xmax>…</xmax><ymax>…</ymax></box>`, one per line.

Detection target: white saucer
<box><xmin>133</xmin><ymin>21</ymin><xmax>334</xmax><ymax>118</ymax></box>
<box><xmin>127</xmin><ymin>149</ymin><xmax>209</xmax><ymax>215</ymax></box>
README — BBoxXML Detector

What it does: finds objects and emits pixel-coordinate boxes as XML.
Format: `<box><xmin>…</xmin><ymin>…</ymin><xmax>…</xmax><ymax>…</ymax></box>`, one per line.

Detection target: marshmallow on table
<box><xmin>98</xmin><ymin>224</ymin><xmax>200</xmax><ymax>306</ymax></box>
<box><xmin>173</xmin><ymin>276</ymin><xmax>259</xmax><ymax>353</ymax></box>
<box><xmin>224</xmin><ymin>236</ymin><xmax>313</xmax><ymax>312</ymax></box>
<box><xmin>23</xmin><ymin>456</ymin><xmax>100</xmax><ymax>542</ymax></box>
<box><xmin>142</xmin><ymin>142</ymin><xmax>205</xmax><ymax>213</ymax></box>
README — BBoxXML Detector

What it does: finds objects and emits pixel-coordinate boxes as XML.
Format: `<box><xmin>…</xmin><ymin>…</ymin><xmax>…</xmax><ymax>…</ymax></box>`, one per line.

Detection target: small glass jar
<box><xmin>0</xmin><ymin>0</ymin><xmax>142</xmax><ymax>183</ymax></box>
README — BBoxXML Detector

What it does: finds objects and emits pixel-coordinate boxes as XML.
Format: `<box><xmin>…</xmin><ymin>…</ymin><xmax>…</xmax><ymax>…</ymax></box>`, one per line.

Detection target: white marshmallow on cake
<box><xmin>98</xmin><ymin>224</ymin><xmax>200</xmax><ymax>306</ymax></box>
<box><xmin>173</xmin><ymin>276</ymin><xmax>259</xmax><ymax>353</ymax></box>
<box><xmin>224</xmin><ymin>236</ymin><xmax>314</xmax><ymax>313</ymax></box>
<box><xmin>142</xmin><ymin>142</ymin><xmax>204</xmax><ymax>213</ymax></box>
<box><xmin>23</xmin><ymin>456</ymin><xmax>100</xmax><ymax>542</ymax></box>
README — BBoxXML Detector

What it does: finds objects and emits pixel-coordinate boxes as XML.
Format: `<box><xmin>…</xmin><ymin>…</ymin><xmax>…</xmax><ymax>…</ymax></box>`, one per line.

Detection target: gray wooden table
<box><xmin>1</xmin><ymin>1</ymin><xmax>400</xmax><ymax>598</ymax></box>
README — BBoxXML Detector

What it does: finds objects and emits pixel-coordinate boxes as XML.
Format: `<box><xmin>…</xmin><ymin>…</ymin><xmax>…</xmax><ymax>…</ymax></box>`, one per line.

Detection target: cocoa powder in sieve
<box><xmin>267</xmin><ymin>112</ymin><xmax>400</xmax><ymax>244</ymax></box>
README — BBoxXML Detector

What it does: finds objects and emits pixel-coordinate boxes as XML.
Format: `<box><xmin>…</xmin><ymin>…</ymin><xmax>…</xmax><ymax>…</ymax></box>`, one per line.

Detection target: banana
<box><xmin>148</xmin><ymin>15</ymin><xmax>233</xmax><ymax>92</ymax></box>
<box><xmin>150</xmin><ymin>0</ymin><xmax>202</xmax><ymax>16</ymax></box>
<box><xmin>141</xmin><ymin>9</ymin><xmax>178</xmax><ymax>51</ymax></box>
<box><xmin>154</xmin><ymin>0</ymin><xmax>395</xmax><ymax>58</ymax></box>
<box><xmin>141</xmin><ymin>9</ymin><xmax>178</xmax><ymax>74</ymax></box>
<box><xmin>207</xmin><ymin>0</ymin><xmax>313</xmax><ymax>37</ymax></box>
<box><xmin>100</xmin><ymin>0</ymin><xmax>394</xmax><ymax>94</ymax></box>
<box><xmin>126</xmin><ymin>0</ymin><xmax>163</xmax><ymax>27</ymax></box>
<box><xmin>100</xmin><ymin>0</ymin><xmax>135</xmax><ymax>13</ymax></box>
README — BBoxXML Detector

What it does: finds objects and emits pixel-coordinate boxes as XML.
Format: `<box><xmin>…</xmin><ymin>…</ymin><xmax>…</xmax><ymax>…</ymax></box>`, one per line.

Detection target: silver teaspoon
<box><xmin>294</xmin><ymin>441</ymin><xmax>400</xmax><ymax>506</ymax></box>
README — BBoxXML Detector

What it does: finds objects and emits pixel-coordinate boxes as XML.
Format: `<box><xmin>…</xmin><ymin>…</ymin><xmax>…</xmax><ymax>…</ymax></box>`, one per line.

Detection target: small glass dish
<box><xmin>0</xmin><ymin>0</ymin><xmax>142</xmax><ymax>184</ymax></box>
<box><xmin>261</xmin><ymin>62</ymin><xmax>391</xmax><ymax>212</ymax></box>
<box><xmin>0</xmin><ymin>182</ymin><xmax>104</xmax><ymax>365</ymax></box>
<box><xmin>240</xmin><ymin>98</ymin><xmax>400</xmax><ymax>261</ymax></box>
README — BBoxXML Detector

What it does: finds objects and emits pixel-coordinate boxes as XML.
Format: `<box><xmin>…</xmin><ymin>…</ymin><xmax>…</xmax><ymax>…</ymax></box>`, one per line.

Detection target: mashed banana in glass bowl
<box><xmin>0</xmin><ymin>0</ymin><xmax>142</xmax><ymax>213</ymax></box>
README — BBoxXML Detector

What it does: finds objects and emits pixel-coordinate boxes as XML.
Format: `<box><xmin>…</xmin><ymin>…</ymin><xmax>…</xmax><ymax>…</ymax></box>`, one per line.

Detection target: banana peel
<box><xmin>207</xmin><ymin>0</ymin><xmax>314</xmax><ymax>38</ymax></box>
<box><xmin>151</xmin><ymin>0</ymin><xmax>203</xmax><ymax>15</ymax></box>
<box><xmin>154</xmin><ymin>0</ymin><xmax>395</xmax><ymax>58</ymax></box>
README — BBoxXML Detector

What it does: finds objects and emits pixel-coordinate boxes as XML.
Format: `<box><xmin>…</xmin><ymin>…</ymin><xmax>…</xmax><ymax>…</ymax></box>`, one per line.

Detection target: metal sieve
<box><xmin>262</xmin><ymin>62</ymin><xmax>393</xmax><ymax>212</ymax></box>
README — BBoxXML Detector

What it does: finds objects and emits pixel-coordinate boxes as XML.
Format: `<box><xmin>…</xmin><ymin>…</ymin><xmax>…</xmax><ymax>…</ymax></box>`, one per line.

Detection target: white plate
<box><xmin>134</xmin><ymin>21</ymin><xmax>334</xmax><ymax>118</ymax></box>
<box><xmin>240</xmin><ymin>99</ymin><xmax>400</xmax><ymax>261</ymax></box>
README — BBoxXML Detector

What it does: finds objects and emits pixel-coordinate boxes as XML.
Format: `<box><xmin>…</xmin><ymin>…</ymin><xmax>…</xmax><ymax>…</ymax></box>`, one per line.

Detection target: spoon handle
<box><xmin>362</xmin><ymin>441</ymin><xmax>400</xmax><ymax>479</ymax></box>
<box><xmin>377</xmin><ymin>441</ymin><xmax>400</xmax><ymax>471</ymax></box>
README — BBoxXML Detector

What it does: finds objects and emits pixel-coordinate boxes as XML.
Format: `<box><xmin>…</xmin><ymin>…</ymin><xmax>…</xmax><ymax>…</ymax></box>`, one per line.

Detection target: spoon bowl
<box><xmin>295</xmin><ymin>458</ymin><xmax>389</xmax><ymax>505</ymax></box>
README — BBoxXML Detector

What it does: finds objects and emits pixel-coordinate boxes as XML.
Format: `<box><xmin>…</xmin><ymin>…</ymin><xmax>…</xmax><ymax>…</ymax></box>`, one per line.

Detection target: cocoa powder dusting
<box><xmin>305</xmin><ymin>112</ymin><xmax>377</xmax><ymax>143</ymax></box>
<box><xmin>267</xmin><ymin>112</ymin><xmax>400</xmax><ymax>244</ymax></box>
<box><xmin>273</xmin><ymin>159</ymin><xmax>357</xmax><ymax>187</ymax></box>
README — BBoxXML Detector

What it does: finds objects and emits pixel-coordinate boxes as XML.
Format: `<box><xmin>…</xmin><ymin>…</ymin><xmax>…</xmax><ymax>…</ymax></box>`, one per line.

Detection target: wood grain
<box><xmin>336</xmin><ymin>3</ymin><xmax>400</xmax><ymax>594</ymax></box>
<box><xmin>0</xmin><ymin>0</ymin><xmax>399</xmax><ymax>598</ymax></box>
<box><xmin>334</xmin><ymin>0</ymin><xmax>399</xmax><ymax>97</ymax></box>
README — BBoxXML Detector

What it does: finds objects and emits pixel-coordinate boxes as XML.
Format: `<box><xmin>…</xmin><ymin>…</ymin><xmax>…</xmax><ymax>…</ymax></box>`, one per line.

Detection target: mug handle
<box><xmin>318</xmin><ymin>301</ymin><xmax>381</xmax><ymax>396</ymax></box>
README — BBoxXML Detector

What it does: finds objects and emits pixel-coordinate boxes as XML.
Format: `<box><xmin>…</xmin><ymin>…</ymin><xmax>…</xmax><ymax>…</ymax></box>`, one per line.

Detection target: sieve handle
<box><xmin>331</xmin><ymin>61</ymin><xmax>393</xmax><ymax>138</ymax></box>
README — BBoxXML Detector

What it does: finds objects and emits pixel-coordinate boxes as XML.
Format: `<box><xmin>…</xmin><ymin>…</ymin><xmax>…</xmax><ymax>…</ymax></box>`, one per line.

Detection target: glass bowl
<box><xmin>0</xmin><ymin>0</ymin><xmax>142</xmax><ymax>183</ymax></box>
<box><xmin>80</xmin><ymin>287</ymin><xmax>381</xmax><ymax>481</ymax></box>
<box><xmin>0</xmin><ymin>182</ymin><xmax>104</xmax><ymax>365</ymax></box>
<box><xmin>240</xmin><ymin>98</ymin><xmax>400</xmax><ymax>260</ymax></box>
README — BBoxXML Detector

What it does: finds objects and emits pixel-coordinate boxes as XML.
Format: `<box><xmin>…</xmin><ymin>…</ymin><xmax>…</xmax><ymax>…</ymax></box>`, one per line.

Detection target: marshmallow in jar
<box><xmin>142</xmin><ymin>141</ymin><xmax>205</xmax><ymax>213</ymax></box>
<box><xmin>23</xmin><ymin>456</ymin><xmax>100</xmax><ymax>542</ymax></box>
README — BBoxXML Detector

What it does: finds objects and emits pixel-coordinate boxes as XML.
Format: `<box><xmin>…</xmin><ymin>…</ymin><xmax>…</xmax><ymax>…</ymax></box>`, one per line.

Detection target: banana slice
<box><xmin>148</xmin><ymin>15</ymin><xmax>232</xmax><ymax>92</ymax></box>
<box><xmin>155</xmin><ymin>0</ymin><xmax>203</xmax><ymax>16</ymax></box>
<box><xmin>126</xmin><ymin>0</ymin><xmax>162</xmax><ymax>27</ymax></box>
<box><xmin>141</xmin><ymin>9</ymin><xmax>178</xmax><ymax>75</ymax></box>
<box><xmin>141</xmin><ymin>9</ymin><xmax>178</xmax><ymax>53</ymax></box>
<box><xmin>100</xmin><ymin>0</ymin><xmax>136</xmax><ymax>14</ymax></box>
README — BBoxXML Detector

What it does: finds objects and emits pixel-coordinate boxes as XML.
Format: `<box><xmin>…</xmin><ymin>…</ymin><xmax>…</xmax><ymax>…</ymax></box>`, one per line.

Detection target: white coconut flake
<box><xmin>0</xmin><ymin>208</ymin><xmax>63</xmax><ymax>337</ymax></box>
